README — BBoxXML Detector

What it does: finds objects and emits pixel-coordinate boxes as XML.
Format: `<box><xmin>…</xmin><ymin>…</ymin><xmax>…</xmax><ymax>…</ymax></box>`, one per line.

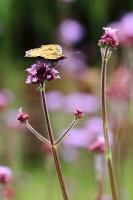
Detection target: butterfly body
<box><xmin>25</xmin><ymin>44</ymin><xmax>67</xmax><ymax>61</ymax></box>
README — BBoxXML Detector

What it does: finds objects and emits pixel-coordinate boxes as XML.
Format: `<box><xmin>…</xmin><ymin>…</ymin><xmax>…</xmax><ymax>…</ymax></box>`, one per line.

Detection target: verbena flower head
<box><xmin>98</xmin><ymin>27</ymin><xmax>119</xmax><ymax>50</ymax></box>
<box><xmin>0</xmin><ymin>166</ymin><xmax>12</xmax><ymax>184</ymax></box>
<box><xmin>26</xmin><ymin>60</ymin><xmax>60</xmax><ymax>84</ymax></box>
<box><xmin>17</xmin><ymin>108</ymin><xmax>29</xmax><ymax>124</ymax></box>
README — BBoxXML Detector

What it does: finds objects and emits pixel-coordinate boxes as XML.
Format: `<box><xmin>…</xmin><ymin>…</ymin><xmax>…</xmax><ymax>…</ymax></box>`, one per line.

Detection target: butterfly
<box><xmin>25</xmin><ymin>44</ymin><xmax>67</xmax><ymax>62</ymax></box>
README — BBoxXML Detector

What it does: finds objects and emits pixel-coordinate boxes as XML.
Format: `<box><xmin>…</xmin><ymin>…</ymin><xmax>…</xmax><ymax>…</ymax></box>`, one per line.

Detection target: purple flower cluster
<box><xmin>98</xmin><ymin>27</ymin><xmax>119</xmax><ymax>50</ymax></box>
<box><xmin>26</xmin><ymin>60</ymin><xmax>60</xmax><ymax>84</ymax></box>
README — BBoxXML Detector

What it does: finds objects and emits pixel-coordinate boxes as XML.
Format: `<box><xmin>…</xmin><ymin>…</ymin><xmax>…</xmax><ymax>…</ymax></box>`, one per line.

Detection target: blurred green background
<box><xmin>1</xmin><ymin>0</ymin><xmax>133</xmax><ymax>199</ymax></box>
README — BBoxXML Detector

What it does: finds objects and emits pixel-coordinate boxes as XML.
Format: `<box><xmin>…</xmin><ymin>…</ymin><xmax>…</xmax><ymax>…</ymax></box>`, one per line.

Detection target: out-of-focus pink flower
<box><xmin>41</xmin><ymin>143</ymin><xmax>51</xmax><ymax>154</ymax></box>
<box><xmin>85</xmin><ymin>117</ymin><xmax>113</xmax><ymax>153</ymax></box>
<box><xmin>5</xmin><ymin>187</ymin><xmax>14</xmax><ymax>199</ymax></box>
<box><xmin>62</xmin><ymin>128</ymin><xmax>91</xmax><ymax>148</ymax></box>
<box><xmin>84</xmin><ymin>117</ymin><xmax>103</xmax><ymax>137</ymax></box>
<box><xmin>46</xmin><ymin>90</ymin><xmax>64</xmax><ymax>111</ymax></box>
<box><xmin>46</xmin><ymin>91</ymin><xmax>100</xmax><ymax>114</ymax></box>
<box><xmin>64</xmin><ymin>93</ymin><xmax>100</xmax><ymax>114</ymax></box>
<box><xmin>109</xmin><ymin>12</ymin><xmax>133</xmax><ymax>47</ymax></box>
<box><xmin>88</xmin><ymin>135</ymin><xmax>105</xmax><ymax>153</ymax></box>
<box><xmin>0</xmin><ymin>166</ymin><xmax>12</xmax><ymax>184</ymax></box>
<box><xmin>98</xmin><ymin>27</ymin><xmax>119</xmax><ymax>50</ymax></box>
<box><xmin>61</xmin><ymin>117</ymin><xmax>113</xmax><ymax>161</ymax></box>
<box><xmin>58</xmin><ymin>127</ymin><xmax>91</xmax><ymax>162</ymax></box>
<box><xmin>3</xmin><ymin>110</ymin><xmax>25</xmax><ymax>131</ymax></box>
<box><xmin>0</xmin><ymin>89</ymin><xmax>14</xmax><ymax>111</ymax></box>
<box><xmin>0</xmin><ymin>93</ymin><xmax>7</xmax><ymax>110</ymax></box>
<box><xmin>107</xmin><ymin>67</ymin><xmax>133</xmax><ymax>101</ymax></box>
<box><xmin>57</xmin><ymin>19</ymin><xmax>85</xmax><ymax>45</ymax></box>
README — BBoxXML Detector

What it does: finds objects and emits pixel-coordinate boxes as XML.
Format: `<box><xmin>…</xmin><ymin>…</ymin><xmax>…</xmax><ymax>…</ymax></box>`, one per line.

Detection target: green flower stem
<box><xmin>40</xmin><ymin>83</ymin><xmax>55</xmax><ymax>145</ymax></box>
<box><xmin>107</xmin><ymin>158</ymin><xmax>118</xmax><ymax>199</ymax></box>
<box><xmin>25</xmin><ymin>122</ymin><xmax>50</xmax><ymax>145</ymax></box>
<box><xmin>101</xmin><ymin>48</ymin><xmax>118</xmax><ymax>200</ymax></box>
<box><xmin>54</xmin><ymin>118</ymin><xmax>78</xmax><ymax>146</ymax></box>
<box><xmin>41</xmin><ymin>82</ymin><xmax>69</xmax><ymax>200</ymax></box>
<box><xmin>52</xmin><ymin>146</ymin><xmax>69</xmax><ymax>200</ymax></box>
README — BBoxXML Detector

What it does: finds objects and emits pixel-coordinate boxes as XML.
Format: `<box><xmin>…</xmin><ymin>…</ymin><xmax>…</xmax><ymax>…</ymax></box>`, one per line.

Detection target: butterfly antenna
<box><xmin>65</xmin><ymin>51</ymin><xmax>80</xmax><ymax>61</ymax></box>
<box><xmin>67</xmin><ymin>51</ymin><xmax>80</xmax><ymax>55</ymax></box>
<box><xmin>68</xmin><ymin>57</ymin><xmax>79</xmax><ymax>61</ymax></box>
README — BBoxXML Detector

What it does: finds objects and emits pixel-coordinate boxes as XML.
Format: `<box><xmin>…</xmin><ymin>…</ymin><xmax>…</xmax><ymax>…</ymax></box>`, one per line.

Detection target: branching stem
<box><xmin>40</xmin><ymin>82</ymin><xmax>69</xmax><ymax>200</ymax></box>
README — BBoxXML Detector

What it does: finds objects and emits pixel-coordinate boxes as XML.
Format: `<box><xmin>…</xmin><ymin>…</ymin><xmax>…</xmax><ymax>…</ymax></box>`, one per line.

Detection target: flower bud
<box><xmin>74</xmin><ymin>109</ymin><xmax>83</xmax><ymax>119</ymax></box>
<box><xmin>17</xmin><ymin>108</ymin><xmax>29</xmax><ymax>124</ymax></box>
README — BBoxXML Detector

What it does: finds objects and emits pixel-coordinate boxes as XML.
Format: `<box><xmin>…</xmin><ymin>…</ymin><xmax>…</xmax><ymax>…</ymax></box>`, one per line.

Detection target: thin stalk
<box><xmin>25</xmin><ymin>122</ymin><xmax>50</xmax><ymax>145</ymax></box>
<box><xmin>40</xmin><ymin>83</ymin><xmax>55</xmax><ymax>145</ymax></box>
<box><xmin>52</xmin><ymin>146</ymin><xmax>69</xmax><ymax>200</ymax></box>
<box><xmin>101</xmin><ymin>49</ymin><xmax>118</xmax><ymax>200</ymax></box>
<box><xmin>40</xmin><ymin>82</ymin><xmax>69</xmax><ymax>200</ymax></box>
<box><xmin>54</xmin><ymin>118</ymin><xmax>78</xmax><ymax>146</ymax></box>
